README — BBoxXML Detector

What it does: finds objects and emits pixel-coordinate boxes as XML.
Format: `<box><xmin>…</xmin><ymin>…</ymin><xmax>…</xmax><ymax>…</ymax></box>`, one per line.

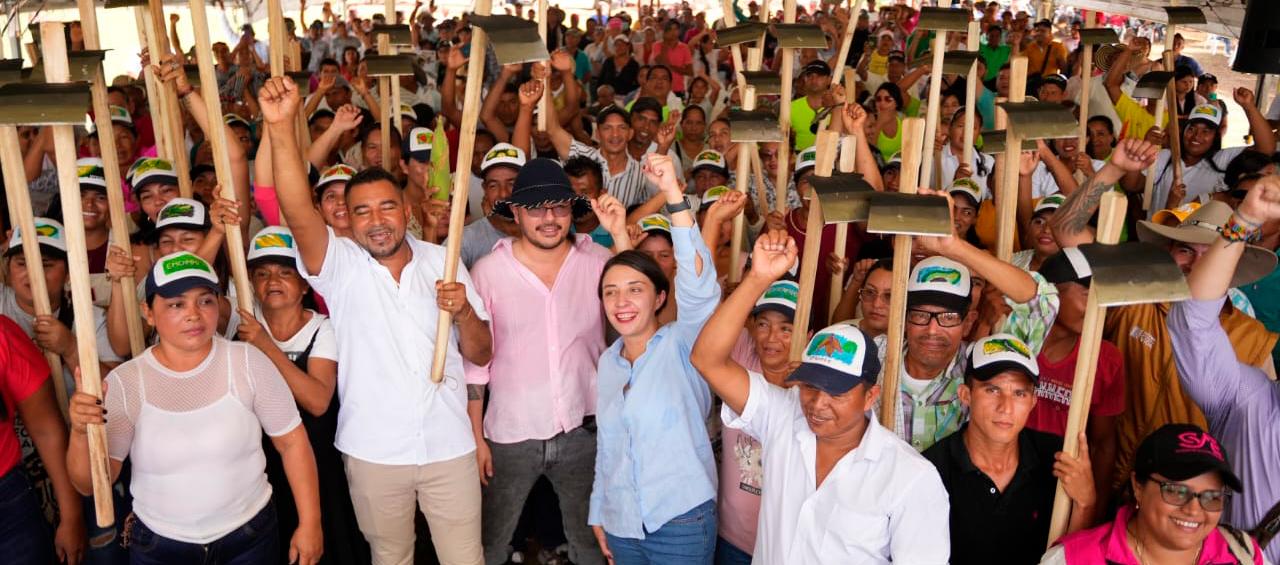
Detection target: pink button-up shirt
<box><xmin>465</xmin><ymin>235</ymin><xmax>613</xmax><ymax>444</ymax></box>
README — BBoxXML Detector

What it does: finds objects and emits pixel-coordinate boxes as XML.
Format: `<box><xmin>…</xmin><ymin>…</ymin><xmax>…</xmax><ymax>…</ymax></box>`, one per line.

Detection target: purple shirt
<box><xmin>1168</xmin><ymin>297</ymin><xmax>1280</xmax><ymax>563</ymax></box>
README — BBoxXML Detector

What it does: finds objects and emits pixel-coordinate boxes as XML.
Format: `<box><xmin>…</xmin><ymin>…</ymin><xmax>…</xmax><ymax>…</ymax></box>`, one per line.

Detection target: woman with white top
<box><xmin>236</xmin><ymin>226</ymin><xmax>368</xmax><ymax>564</ymax></box>
<box><xmin>66</xmin><ymin>251</ymin><xmax>323</xmax><ymax>565</ymax></box>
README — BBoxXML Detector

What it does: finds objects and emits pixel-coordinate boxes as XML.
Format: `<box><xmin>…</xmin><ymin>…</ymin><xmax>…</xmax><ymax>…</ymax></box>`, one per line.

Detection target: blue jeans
<box><xmin>126</xmin><ymin>502</ymin><xmax>279</xmax><ymax>565</ymax></box>
<box><xmin>714</xmin><ymin>536</ymin><xmax>752</xmax><ymax>565</ymax></box>
<box><xmin>604</xmin><ymin>499</ymin><xmax>716</xmax><ymax>565</ymax></box>
<box><xmin>0</xmin><ymin>465</ymin><xmax>53</xmax><ymax>565</ymax></box>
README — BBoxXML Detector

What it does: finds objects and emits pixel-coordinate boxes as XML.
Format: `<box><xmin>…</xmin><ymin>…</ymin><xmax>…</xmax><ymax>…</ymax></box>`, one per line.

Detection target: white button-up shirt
<box><xmin>723</xmin><ymin>371</ymin><xmax>951</xmax><ymax>565</ymax></box>
<box><xmin>300</xmin><ymin>228</ymin><xmax>490</xmax><ymax>465</ymax></box>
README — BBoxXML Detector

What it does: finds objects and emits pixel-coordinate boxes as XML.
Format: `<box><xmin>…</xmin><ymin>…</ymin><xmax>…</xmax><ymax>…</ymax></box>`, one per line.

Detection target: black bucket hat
<box><xmin>492</xmin><ymin>158</ymin><xmax>591</xmax><ymax>220</ymax></box>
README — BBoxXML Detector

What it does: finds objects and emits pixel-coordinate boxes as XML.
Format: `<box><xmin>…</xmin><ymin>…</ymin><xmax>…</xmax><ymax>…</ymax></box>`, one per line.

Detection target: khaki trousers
<box><xmin>344</xmin><ymin>452</ymin><xmax>483</xmax><ymax>565</ymax></box>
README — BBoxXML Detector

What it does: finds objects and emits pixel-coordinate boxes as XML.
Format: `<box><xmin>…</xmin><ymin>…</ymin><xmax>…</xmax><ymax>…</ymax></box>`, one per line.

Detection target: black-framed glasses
<box><xmin>906</xmin><ymin>308</ymin><xmax>964</xmax><ymax>328</ymax></box>
<box><xmin>1157</xmin><ymin>481</ymin><xmax>1231</xmax><ymax>511</ymax></box>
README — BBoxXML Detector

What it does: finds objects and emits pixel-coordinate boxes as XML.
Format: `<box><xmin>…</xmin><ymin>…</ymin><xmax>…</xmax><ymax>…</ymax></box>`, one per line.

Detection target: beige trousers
<box><xmin>344</xmin><ymin>452</ymin><xmax>484</xmax><ymax>565</ymax></box>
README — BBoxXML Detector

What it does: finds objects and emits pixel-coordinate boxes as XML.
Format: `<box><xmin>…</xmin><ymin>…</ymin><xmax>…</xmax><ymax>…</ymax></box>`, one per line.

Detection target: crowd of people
<box><xmin>3</xmin><ymin>1</ymin><xmax>1280</xmax><ymax>564</ymax></box>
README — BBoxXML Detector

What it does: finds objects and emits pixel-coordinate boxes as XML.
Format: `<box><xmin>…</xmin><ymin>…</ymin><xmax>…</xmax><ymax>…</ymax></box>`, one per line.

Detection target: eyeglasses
<box><xmin>906</xmin><ymin>308</ymin><xmax>964</xmax><ymax>327</ymax></box>
<box><xmin>858</xmin><ymin>288</ymin><xmax>892</xmax><ymax>304</ymax></box>
<box><xmin>1157</xmin><ymin>481</ymin><xmax>1230</xmax><ymax>512</ymax></box>
<box><xmin>520</xmin><ymin>203</ymin><xmax>573</xmax><ymax>218</ymax></box>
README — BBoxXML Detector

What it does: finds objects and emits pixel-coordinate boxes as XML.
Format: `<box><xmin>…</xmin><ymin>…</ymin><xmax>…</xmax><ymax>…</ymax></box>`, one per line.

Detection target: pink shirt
<box><xmin>1053</xmin><ymin>505</ymin><xmax>1263</xmax><ymax>564</ymax></box>
<box><xmin>718</xmin><ymin>330</ymin><xmax>764</xmax><ymax>553</ymax></box>
<box><xmin>648</xmin><ymin>41</ymin><xmax>693</xmax><ymax>92</ymax></box>
<box><xmin>465</xmin><ymin>235</ymin><xmax>613</xmax><ymax>444</ymax></box>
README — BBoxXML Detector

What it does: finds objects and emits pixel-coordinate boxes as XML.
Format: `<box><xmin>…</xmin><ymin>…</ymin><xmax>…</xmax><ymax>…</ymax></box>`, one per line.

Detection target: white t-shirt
<box><xmin>255</xmin><ymin>309</ymin><xmax>338</xmax><ymax>364</ymax></box>
<box><xmin>723</xmin><ymin>370</ymin><xmax>951</xmax><ymax>564</ymax></box>
<box><xmin>1147</xmin><ymin>146</ymin><xmax>1247</xmax><ymax>219</ymax></box>
<box><xmin>939</xmin><ymin>144</ymin><xmax>996</xmax><ymax>198</ymax></box>
<box><xmin>1030</xmin><ymin>158</ymin><xmax>1106</xmax><ymax>199</ymax></box>
<box><xmin>1</xmin><ymin>284</ymin><xmax>123</xmax><ymax>394</ymax></box>
<box><xmin>299</xmin><ymin>227</ymin><xmax>490</xmax><ymax>466</ymax></box>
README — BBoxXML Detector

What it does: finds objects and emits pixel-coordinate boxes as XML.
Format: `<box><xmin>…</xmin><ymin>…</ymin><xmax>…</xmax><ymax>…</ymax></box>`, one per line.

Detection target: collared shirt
<box><xmin>588</xmin><ymin>225</ymin><xmax>721</xmax><ymax>539</ymax></box>
<box><xmin>876</xmin><ymin>272</ymin><xmax>1060</xmax><ymax>451</ymax></box>
<box><xmin>924</xmin><ymin>426</ymin><xmax>1063</xmax><ymax>565</ymax></box>
<box><xmin>724</xmin><ymin>371</ymin><xmax>950</xmax><ymax>564</ymax></box>
<box><xmin>465</xmin><ymin>236</ymin><xmax>613</xmax><ymax>443</ymax></box>
<box><xmin>1169</xmin><ymin>297</ymin><xmax>1280</xmax><ymax>564</ymax></box>
<box><xmin>569</xmin><ymin>140</ymin><xmax>653</xmax><ymax>208</ymax></box>
<box><xmin>299</xmin><ymin>227</ymin><xmax>490</xmax><ymax>466</ymax></box>
<box><xmin>1147</xmin><ymin>146</ymin><xmax>1248</xmax><ymax>220</ymax></box>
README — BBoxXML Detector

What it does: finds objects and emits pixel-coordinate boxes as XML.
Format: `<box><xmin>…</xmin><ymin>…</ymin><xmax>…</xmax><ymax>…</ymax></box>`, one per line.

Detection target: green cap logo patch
<box><xmin>35</xmin><ymin>223</ymin><xmax>59</xmax><ymax>238</ymax></box>
<box><xmin>487</xmin><ymin>147</ymin><xmax>520</xmax><ymax>160</ymax></box>
<box><xmin>161</xmin><ymin>253</ymin><xmax>213</xmax><ymax>276</ymax></box>
<box><xmin>639</xmin><ymin>215</ymin><xmax>671</xmax><ymax>232</ymax></box>
<box><xmin>982</xmin><ymin>337</ymin><xmax>1031</xmax><ymax>358</ymax></box>
<box><xmin>160</xmin><ymin>203</ymin><xmax>195</xmax><ymax>220</ymax></box>
<box><xmin>695</xmin><ymin>150</ymin><xmax>723</xmax><ymax>163</ymax></box>
<box><xmin>416</xmin><ymin>130</ymin><xmax>432</xmax><ymax>145</ymax></box>
<box><xmin>253</xmin><ymin>232</ymin><xmax>295</xmax><ymax>250</ymax></box>
<box><xmin>704</xmin><ymin>185</ymin><xmax>731</xmax><ymax>199</ymax></box>
<box><xmin>132</xmin><ymin>158</ymin><xmax>174</xmax><ymax>177</ymax></box>
<box><xmin>917</xmin><ymin>265</ymin><xmax>962</xmax><ymax>286</ymax></box>
<box><xmin>806</xmin><ymin>332</ymin><xmax>859</xmax><ymax>364</ymax></box>
<box><xmin>78</xmin><ymin>164</ymin><xmax>105</xmax><ymax>178</ymax></box>
<box><xmin>762</xmin><ymin>283</ymin><xmax>798</xmax><ymax>304</ymax></box>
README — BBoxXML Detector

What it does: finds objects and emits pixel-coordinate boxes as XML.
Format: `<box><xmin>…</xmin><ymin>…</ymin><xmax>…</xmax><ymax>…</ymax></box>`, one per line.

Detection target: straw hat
<box><xmin>1136</xmin><ymin>200</ymin><xmax>1276</xmax><ymax>287</ymax></box>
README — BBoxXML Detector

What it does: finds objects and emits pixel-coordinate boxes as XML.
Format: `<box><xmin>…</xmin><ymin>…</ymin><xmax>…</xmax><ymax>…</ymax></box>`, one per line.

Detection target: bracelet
<box><xmin>1221</xmin><ymin>213</ymin><xmax>1262</xmax><ymax>245</ymax></box>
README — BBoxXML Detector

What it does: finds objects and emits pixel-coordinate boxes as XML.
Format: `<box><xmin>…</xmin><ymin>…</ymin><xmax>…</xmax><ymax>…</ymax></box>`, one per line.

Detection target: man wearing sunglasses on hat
<box><xmin>1167</xmin><ymin>174</ymin><xmax>1280</xmax><ymax>563</ymax></box>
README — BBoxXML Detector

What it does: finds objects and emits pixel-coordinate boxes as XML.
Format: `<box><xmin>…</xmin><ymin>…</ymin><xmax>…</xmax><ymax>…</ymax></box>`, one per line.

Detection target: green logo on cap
<box><xmin>78</xmin><ymin>164</ymin><xmax>105</xmax><ymax>178</ymax></box>
<box><xmin>806</xmin><ymin>332</ymin><xmax>859</xmax><ymax>364</ymax></box>
<box><xmin>161</xmin><ymin>253</ymin><xmax>212</xmax><ymax>276</ymax></box>
<box><xmin>982</xmin><ymin>337</ymin><xmax>1031</xmax><ymax>358</ymax></box>
<box><xmin>160</xmin><ymin>203</ymin><xmax>195</xmax><ymax>220</ymax></box>
<box><xmin>762</xmin><ymin>283</ymin><xmax>798</xmax><ymax>305</ymax></box>
<box><xmin>695</xmin><ymin>150</ymin><xmax>723</xmax><ymax>164</ymax></box>
<box><xmin>34</xmin><ymin>223</ymin><xmax>59</xmax><ymax>239</ymax></box>
<box><xmin>486</xmin><ymin>147</ymin><xmax>520</xmax><ymax>161</ymax></box>
<box><xmin>254</xmin><ymin>232</ymin><xmax>294</xmax><ymax>250</ymax></box>
<box><xmin>800</xmin><ymin>148</ymin><xmax>816</xmax><ymax>162</ymax></box>
<box><xmin>917</xmin><ymin>265</ymin><xmax>962</xmax><ymax>285</ymax></box>
<box><xmin>415</xmin><ymin>130</ymin><xmax>432</xmax><ymax>145</ymax></box>
<box><xmin>639</xmin><ymin>215</ymin><xmax>671</xmax><ymax>232</ymax></box>
<box><xmin>132</xmin><ymin>158</ymin><xmax>173</xmax><ymax>177</ymax></box>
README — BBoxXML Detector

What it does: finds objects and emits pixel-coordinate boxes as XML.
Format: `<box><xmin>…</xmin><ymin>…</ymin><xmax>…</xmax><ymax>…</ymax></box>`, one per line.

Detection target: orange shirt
<box><xmin>1023</xmin><ymin>41</ymin><xmax>1068</xmax><ymax>77</ymax></box>
<box><xmin>1103</xmin><ymin>301</ymin><xmax>1277</xmax><ymax>490</ymax></box>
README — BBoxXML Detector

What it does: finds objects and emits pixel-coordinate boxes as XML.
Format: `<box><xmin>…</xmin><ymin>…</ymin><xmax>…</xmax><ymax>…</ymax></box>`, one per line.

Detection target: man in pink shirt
<box><xmin>465</xmin><ymin>159</ymin><xmax>631</xmax><ymax>565</ymax></box>
<box><xmin>649</xmin><ymin>21</ymin><xmax>694</xmax><ymax>94</ymax></box>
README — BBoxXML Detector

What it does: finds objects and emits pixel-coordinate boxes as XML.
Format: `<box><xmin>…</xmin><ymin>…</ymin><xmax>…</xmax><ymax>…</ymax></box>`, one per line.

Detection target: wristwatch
<box><xmin>664</xmin><ymin>198</ymin><xmax>692</xmax><ymax>215</ymax></box>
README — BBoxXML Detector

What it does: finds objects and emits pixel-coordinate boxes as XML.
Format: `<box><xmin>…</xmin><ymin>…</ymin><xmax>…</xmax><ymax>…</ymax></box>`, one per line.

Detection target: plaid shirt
<box><xmin>876</xmin><ymin>272</ymin><xmax>1060</xmax><ymax>451</ymax></box>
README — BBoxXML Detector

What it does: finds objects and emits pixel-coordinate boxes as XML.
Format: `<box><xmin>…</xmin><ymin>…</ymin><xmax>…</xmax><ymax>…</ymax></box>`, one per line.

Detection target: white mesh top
<box><xmin>103</xmin><ymin>337</ymin><xmax>302</xmax><ymax>543</ymax></box>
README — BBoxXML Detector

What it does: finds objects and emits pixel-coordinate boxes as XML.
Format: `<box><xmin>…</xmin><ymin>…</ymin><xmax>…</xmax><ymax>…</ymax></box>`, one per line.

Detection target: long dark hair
<box><xmin>598</xmin><ymin>251</ymin><xmax>670</xmax><ymax>315</ymax></box>
<box><xmin>876</xmin><ymin>83</ymin><xmax>904</xmax><ymax>112</ymax></box>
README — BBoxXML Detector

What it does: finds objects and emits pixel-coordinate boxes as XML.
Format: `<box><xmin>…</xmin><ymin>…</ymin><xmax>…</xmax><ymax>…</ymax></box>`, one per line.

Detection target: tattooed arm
<box><xmin>1050</xmin><ymin>139</ymin><xmax>1160</xmax><ymax>248</ymax></box>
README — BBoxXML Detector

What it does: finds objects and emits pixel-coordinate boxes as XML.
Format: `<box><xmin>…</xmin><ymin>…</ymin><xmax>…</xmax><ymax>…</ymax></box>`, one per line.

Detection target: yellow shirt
<box><xmin>1114</xmin><ymin>92</ymin><xmax>1168</xmax><ymax>141</ymax></box>
<box><xmin>869</xmin><ymin>51</ymin><xmax>890</xmax><ymax>76</ymax></box>
<box><xmin>974</xmin><ymin>199</ymin><xmax>1022</xmax><ymax>254</ymax></box>
<box><xmin>1023</xmin><ymin>41</ymin><xmax>1068</xmax><ymax>77</ymax></box>
<box><xmin>1103</xmin><ymin>302</ymin><xmax>1277</xmax><ymax>490</ymax></box>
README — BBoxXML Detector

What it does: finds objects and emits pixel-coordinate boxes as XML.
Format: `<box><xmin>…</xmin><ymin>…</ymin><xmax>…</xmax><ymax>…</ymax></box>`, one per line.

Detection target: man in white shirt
<box><xmin>260</xmin><ymin>76</ymin><xmax>492</xmax><ymax>565</ymax></box>
<box><xmin>691</xmin><ymin>230</ymin><xmax>951</xmax><ymax>564</ymax></box>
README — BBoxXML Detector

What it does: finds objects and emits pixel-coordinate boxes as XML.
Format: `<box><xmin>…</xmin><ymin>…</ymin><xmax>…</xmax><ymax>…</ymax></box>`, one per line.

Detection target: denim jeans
<box><xmin>604</xmin><ymin>499</ymin><xmax>716</xmax><ymax>565</ymax></box>
<box><xmin>0</xmin><ymin>465</ymin><xmax>53</xmax><ymax>565</ymax></box>
<box><xmin>82</xmin><ymin>488</ymin><xmax>131</xmax><ymax>565</ymax></box>
<box><xmin>482</xmin><ymin>424</ymin><xmax>601</xmax><ymax>565</ymax></box>
<box><xmin>714</xmin><ymin>536</ymin><xmax>752</xmax><ymax>565</ymax></box>
<box><xmin>126</xmin><ymin>502</ymin><xmax>279</xmax><ymax>565</ymax></box>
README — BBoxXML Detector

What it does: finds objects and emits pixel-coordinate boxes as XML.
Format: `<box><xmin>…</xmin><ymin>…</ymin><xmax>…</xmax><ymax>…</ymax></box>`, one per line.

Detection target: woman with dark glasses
<box><xmin>1040</xmin><ymin>424</ymin><xmax>1263</xmax><ymax>564</ymax></box>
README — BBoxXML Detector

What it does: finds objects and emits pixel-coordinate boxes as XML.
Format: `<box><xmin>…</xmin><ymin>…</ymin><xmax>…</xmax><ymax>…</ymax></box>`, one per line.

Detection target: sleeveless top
<box><xmin>876</xmin><ymin>114</ymin><xmax>904</xmax><ymax>161</ymax></box>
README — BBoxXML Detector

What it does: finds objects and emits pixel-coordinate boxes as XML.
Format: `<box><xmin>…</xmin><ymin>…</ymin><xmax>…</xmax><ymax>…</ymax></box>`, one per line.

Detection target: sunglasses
<box><xmin>1157</xmin><ymin>481</ymin><xmax>1230</xmax><ymax>512</ymax></box>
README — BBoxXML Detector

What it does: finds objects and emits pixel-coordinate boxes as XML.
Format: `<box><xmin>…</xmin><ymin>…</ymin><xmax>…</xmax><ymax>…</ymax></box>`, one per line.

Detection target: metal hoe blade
<box><xmin>468</xmin><ymin>14</ymin><xmax>551</xmax><ymax>66</ymax></box>
<box><xmin>104</xmin><ymin>0</ymin><xmax>147</xmax><ymax>8</ymax></box>
<box><xmin>728</xmin><ymin>109</ymin><xmax>783</xmax><ymax>142</ymax></box>
<box><xmin>865</xmin><ymin>192</ymin><xmax>953</xmax><ymax>236</ymax></box>
<box><xmin>372</xmin><ymin>24</ymin><xmax>413</xmax><ymax>46</ymax></box>
<box><xmin>0</xmin><ymin>59</ymin><xmax>23</xmax><ymax>87</ymax></box>
<box><xmin>1132</xmin><ymin>71</ymin><xmax>1175</xmax><ymax>100</ymax></box>
<box><xmin>1078</xmin><ymin>242</ymin><xmax>1190</xmax><ymax>307</ymax></box>
<box><xmin>715</xmin><ymin>22</ymin><xmax>768</xmax><ymax>47</ymax></box>
<box><xmin>0</xmin><ymin>82</ymin><xmax>92</xmax><ymax>125</ymax></box>
<box><xmin>811</xmin><ymin>173</ymin><xmax>876</xmax><ymax>224</ymax></box>
<box><xmin>286</xmin><ymin>71</ymin><xmax>313</xmax><ymax>97</ymax></box>
<box><xmin>1164</xmin><ymin>7</ymin><xmax>1206</xmax><ymax>26</ymax></box>
<box><xmin>67</xmin><ymin>51</ymin><xmax>108</xmax><ymax>84</ymax></box>
<box><xmin>364</xmin><ymin>54</ymin><xmax>417</xmax><ymax>76</ymax></box>
<box><xmin>773</xmin><ymin>24</ymin><xmax>828</xmax><ymax>49</ymax></box>
<box><xmin>740</xmin><ymin>71</ymin><xmax>782</xmax><ymax>95</ymax></box>
<box><xmin>1078</xmin><ymin>28</ymin><xmax>1119</xmax><ymax>46</ymax></box>
<box><xmin>981</xmin><ymin>130</ymin><xmax>1038</xmax><ymax>154</ymax></box>
<box><xmin>917</xmin><ymin>7</ymin><xmax>971</xmax><ymax>31</ymax></box>
<box><xmin>996</xmin><ymin>101</ymin><xmax>1079</xmax><ymax>140</ymax></box>
<box><xmin>941</xmin><ymin>51</ymin><xmax>980</xmax><ymax>75</ymax></box>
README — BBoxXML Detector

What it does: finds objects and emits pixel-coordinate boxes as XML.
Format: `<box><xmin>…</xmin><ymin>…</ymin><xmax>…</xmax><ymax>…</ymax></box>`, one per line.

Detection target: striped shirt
<box><xmin>568</xmin><ymin>140</ymin><xmax>653</xmax><ymax>208</ymax></box>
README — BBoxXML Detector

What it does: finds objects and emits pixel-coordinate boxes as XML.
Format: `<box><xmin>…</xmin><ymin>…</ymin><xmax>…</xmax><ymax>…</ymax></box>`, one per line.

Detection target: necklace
<box><xmin>1129</xmin><ymin>522</ymin><xmax>1203</xmax><ymax>565</ymax></box>
<box><xmin>787</xmin><ymin>208</ymin><xmax>808</xmax><ymax>235</ymax></box>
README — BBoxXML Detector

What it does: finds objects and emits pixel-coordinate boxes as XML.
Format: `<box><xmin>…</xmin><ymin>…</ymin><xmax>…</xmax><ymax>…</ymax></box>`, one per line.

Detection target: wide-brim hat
<box><xmin>493</xmin><ymin>158</ymin><xmax>591</xmax><ymax>220</ymax></box>
<box><xmin>1137</xmin><ymin>200</ymin><xmax>1275</xmax><ymax>287</ymax></box>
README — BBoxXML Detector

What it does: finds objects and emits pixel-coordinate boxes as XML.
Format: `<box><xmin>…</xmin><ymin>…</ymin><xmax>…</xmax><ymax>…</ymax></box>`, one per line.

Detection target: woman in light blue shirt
<box><xmin>589</xmin><ymin>154</ymin><xmax>721</xmax><ymax>564</ymax></box>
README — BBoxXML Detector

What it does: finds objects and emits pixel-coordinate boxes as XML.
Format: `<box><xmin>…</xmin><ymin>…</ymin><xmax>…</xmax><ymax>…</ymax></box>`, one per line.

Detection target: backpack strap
<box><xmin>1250</xmin><ymin>497</ymin><xmax>1280</xmax><ymax>550</ymax></box>
<box><xmin>1218</xmin><ymin>524</ymin><xmax>1257</xmax><ymax>564</ymax></box>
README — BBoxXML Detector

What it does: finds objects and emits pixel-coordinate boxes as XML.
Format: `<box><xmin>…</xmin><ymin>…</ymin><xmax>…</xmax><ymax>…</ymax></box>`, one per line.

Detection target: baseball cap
<box><xmin>108</xmin><ymin>105</ymin><xmax>134</xmax><ymax>128</ymax></box>
<box><xmin>948</xmin><ymin>177</ymin><xmax>986</xmax><ymax>206</ymax></box>
<box><xmin>145</xmin><ymin>251</ymin><xmax>220</xmax><ymax>303</ymax></box>
<box><xmin>246</xmin><ymin>226</ymin><xmax>299</xmax><ymax>267</ymax></box>
<box><xmin>751</xmin><ymin>280</ymin><xmax>799</xmax><ymax>320</ymax></box>
<box><xmin>691</xmin><ymin>149</ymin><xmax>729</xmax><ymax>179</ymax></box>
<box><xmin>966</xmin><ymin>333</ymin><xmax>1039</xmax><ymax>383</ymax></box>
<box><xmin>399</xmin><ymin>103</ymin><xmax>419</xmax><ymax>123</ymax></box>
<box><xmin>801</xmin><ymin>60</ymin><xmax>832</xmax><ymax>77</ymax></box>
<box><xmin>403</xmin><ymin>126</ymin><xmax>434</xmax><ymax>162</ymax></box>
<box><xmin>5</xmin><ymin>217</ymin><xmax>67</xmax><ymax>258</ymax></box>
<box><xmin>155</xmin><ymin>198</ymin><xmax>210</xmax><ymax>233</ymax></box>
<box><xmin>699</xmin><ymin>185</ymin><xmax>732</xmax><ymax>211</ymax></box>
<box><xmin>480</xmin><ymin>143</ymin><xmax>527</xmax><ymax>175</ymax></box>
<box><xmin>1198</xmin><ymin>73</ymin><xmax>1218</xmax><ymax>84</ymax></box>
<box><xmin>127</xmin><ymin>158</ymin><xmax>180</xmax><ymax>192</ymax></box>
<box><xmin>1134</xmin><ymin>423</ymin><xmax>1243</xmax><ymax>493</ymax></box>
<box><xmin>1040</xmin><ymin>73</ymin><xmax>1068</xmax><ymax>91</ymax></box>
<box><xmin>77</xmin><ymin>157</ymin><xmax>108</xmax><ymax>193</ymax></box>
<box><xmin>315</xmin><ymin>163</ymin><xmax>356</xmax><ymax>196</ymax></box>
<box><xmin>794</xmin><ymin>146</ymin><xmax>818</xmax><ymax>179</ymax></box>
<box><xmin>1151</xmin><ymin>201</ymin><xmax>1201</xmax><ymax>227</ymax></box>
<box><xmin>224</xmin><ymin>113</ymin><xmax>252</xmax><ymax>130</ymax></box>
<box><xmin>637</xmin><ymin>213</ymin><xmax>672</xmax><ymax>235</ymax></box>
<box><xmin>785</xmin><ymin>323</ymin><xmax>882</xmax><ymax>394</ymax></box>
<box><xmin>882</xmin><ymin>152</ymin><xmax>902</xmax><ymax>171</ymax></box>
<box><xmin>1038</xmin><ymin>247</ymin><xmax>1092</xmax><ymax>286</ymax></box>
<box><xmin>1186</xmin><ymin>104</ymin><xmax>1223</xmax><ymax>128</ymax></box>
<box><xmin>1033</xmin><ymin>193</ymin><xmax>1066</xmax><ymax>216</ymax></box>
<box><xmin>907</xmin><ymin>256</ymin><xmax>972</xmax><ymax>313</ymax></box>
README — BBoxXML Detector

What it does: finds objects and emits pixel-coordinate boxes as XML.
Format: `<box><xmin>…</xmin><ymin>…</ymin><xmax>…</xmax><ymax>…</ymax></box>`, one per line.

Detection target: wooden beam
<box><xmin>996</xmin><ymin>56</ymin><xmax>1027</xmax><ymax>262</ymax></box>
<box><xmin>878</xmin><ymin>116</ymin><xmax>925</xmax><ymax>429</ymax></box>
<box><xmin>790</xmin><ymin>131</ymin><xmax>841</xmax><ymax>361</ymax></box>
